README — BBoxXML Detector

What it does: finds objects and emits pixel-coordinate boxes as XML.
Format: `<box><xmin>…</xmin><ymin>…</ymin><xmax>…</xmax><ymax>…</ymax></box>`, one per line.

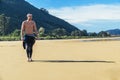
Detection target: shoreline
<box><xmin>0</xmin><ymin>37</ymin><xmax>120</xmax><ymax>42</ymax></box>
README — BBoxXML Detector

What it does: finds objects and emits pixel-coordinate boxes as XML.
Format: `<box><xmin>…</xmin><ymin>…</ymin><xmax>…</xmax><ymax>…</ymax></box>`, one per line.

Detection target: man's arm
<box><xmin>33</xmin><ymin>21</ymin><xmax>38</xmax><ymax>37</ymax></box>
<box><xmin>21</xmin><ymin>21</ymin><xmax>25</xmax><ymax>40</ymax></box>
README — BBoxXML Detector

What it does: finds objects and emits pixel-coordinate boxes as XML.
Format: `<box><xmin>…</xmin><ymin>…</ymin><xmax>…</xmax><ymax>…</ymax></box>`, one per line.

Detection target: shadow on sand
<box><xmin>32</xmin><ymin>60</ymin><xmax>115</xmax><ymax>63</ymax></box>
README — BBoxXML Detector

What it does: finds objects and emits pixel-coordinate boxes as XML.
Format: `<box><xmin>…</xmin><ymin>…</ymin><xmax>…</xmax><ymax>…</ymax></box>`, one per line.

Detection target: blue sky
<box><xmin>25</xmin><ymin>0</ymin><xmax>120</xmax><ymax>32</ymax></box>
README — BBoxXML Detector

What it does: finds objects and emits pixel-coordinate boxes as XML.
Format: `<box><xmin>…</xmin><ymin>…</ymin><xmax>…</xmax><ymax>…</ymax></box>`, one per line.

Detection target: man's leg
<box><xmin>26</xmin><ymin>43</ymin><xmax>31</xmax><ymax>60</ymax></box>
<box><xmin>29</xmin><ymin>45</ymin><xmax>33</xmax><ymax>59</ymax></box>
<box><xmin>29</xmin><ymin>38</ymin><xmax>35</xmax><ymax>61</ymax></box>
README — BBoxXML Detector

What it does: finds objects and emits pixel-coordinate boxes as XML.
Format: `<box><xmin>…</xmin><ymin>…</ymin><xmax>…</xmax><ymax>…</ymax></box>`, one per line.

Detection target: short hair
<box><xmin>27</xmin><ymin>13</ymin><xmax>32</xmax><ymax>17</ymax></box>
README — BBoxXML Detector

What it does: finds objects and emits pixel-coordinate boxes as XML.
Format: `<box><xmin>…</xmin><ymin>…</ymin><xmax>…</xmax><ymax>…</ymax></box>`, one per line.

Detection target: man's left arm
<box><xmin>33</xmin><ymin>21</ymin><xmax>38</xmax><ymax>38</ymax></box>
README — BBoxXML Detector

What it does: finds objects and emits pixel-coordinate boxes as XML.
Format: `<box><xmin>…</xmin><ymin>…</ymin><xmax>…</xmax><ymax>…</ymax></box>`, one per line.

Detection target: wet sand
<box><xmin>0</xmin><ymin>39</ymin><xmax>120</xmax><ymax>80</ymax></box>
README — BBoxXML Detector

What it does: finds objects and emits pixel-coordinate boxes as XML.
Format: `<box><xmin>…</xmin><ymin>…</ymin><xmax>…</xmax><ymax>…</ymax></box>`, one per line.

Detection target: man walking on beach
<box><xmin>21</xmin><ymin>13</ymin><xmax>38</xmax><ymax>62</ymax></box>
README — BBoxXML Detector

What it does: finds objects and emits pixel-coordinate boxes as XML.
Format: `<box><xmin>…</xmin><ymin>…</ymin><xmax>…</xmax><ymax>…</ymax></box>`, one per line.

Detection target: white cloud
<box><xmin>49</xmin><ymin>4</ymin><xmax>120</xmax><ymax>24</ymax></box>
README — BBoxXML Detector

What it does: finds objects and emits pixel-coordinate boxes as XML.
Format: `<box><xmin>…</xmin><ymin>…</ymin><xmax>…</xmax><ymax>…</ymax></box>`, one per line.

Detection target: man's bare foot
<box><xmin>28</xmin><ymin>58</ymin><xmax>32</xmax><ymax>62</ymax></box>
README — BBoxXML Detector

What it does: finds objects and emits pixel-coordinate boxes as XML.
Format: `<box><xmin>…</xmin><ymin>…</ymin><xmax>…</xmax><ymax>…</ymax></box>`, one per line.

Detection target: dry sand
<box><xmin>0</xmin><ymin>39</ymin><xmax>120</xmax><ymax>80</ymax></box>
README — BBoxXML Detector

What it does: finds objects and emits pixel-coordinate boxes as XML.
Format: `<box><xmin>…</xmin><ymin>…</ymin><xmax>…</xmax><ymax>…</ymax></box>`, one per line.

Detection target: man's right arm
<box><xmin>21</xmin><ymin>21</ymin><xmax>25</xmax><ymax>40</ymax></box>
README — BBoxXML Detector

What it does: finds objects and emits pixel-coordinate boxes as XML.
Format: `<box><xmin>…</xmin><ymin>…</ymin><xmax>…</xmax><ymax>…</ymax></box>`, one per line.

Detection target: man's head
<box><xmin>27</xmin><ymin>13</ymin><xmax>32</xmax><ymax>20</ymax></box>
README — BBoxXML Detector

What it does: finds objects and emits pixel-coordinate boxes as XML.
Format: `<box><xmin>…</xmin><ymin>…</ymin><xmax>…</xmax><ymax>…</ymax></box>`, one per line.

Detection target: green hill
<box><xmin>0</xmin><ymin>0</ymin><xmax>78</xmax><ymax>35</ymax></box>
<box><xmin>106</xmin><ymin>29</ymin><xmax>120</xmax><ymax>36</ymax></box>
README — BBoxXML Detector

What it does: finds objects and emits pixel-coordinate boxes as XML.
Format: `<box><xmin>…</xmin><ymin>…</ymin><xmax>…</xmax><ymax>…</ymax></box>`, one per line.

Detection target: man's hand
<box><xmin>21</xmin><ymin>37</ymin><xmax>24</xmax><ymax>41</ymax></box>
<box><xmin>35</xmin><ymin>35</ymin><xmax>39</xmax><ymax>40</ymax></box>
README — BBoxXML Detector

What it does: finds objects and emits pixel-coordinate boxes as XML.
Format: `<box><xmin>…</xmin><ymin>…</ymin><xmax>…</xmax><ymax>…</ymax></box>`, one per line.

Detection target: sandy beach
<box><xmin>0</xmin><ymin>39</ymin><xmax>120</xmax><ymax>80</ymax></box>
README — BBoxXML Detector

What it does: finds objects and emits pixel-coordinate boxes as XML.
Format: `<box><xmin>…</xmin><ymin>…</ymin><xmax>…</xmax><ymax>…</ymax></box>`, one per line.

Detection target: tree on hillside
<box><xmin>11</xmin><ymin>29</ymin><xmax>20</xmax><ymax>37</ymax></box>
<box><xmin>98</xmin><ymin>31</ymin><xmax>110</xmax><ymax>37</ymax></box>
<box><xmin>40</xmin><ymin>8</ymin><xmax>49</xmax><ymax>14</ymax></box>
<box><xmin>71</xmin><ymin>30</ymin><xmax>82</xmax><ymax>36</ymax></box>
<box><xmin>52</xmin><ymin>28</ymin><xmax>67</xmax><ymax>38</ymax></box>
<box><xmin>82</xmin><ymin>30</ymin><xmax>88</xmax><ymax>36</ymax></box>
<box><xmin>39</xmin><ymin>27</ymin><xmax>45</xmax><ymax>37</ymax></box>
<box><xmin>88</xmin><ymin>32</ymin><xmax>97</xmax><ymax>36</ymax></box>
<box><xmin>0</xmin><ymin>14</ymin><xmax>10</xmax><ymax>35</ymax></box>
